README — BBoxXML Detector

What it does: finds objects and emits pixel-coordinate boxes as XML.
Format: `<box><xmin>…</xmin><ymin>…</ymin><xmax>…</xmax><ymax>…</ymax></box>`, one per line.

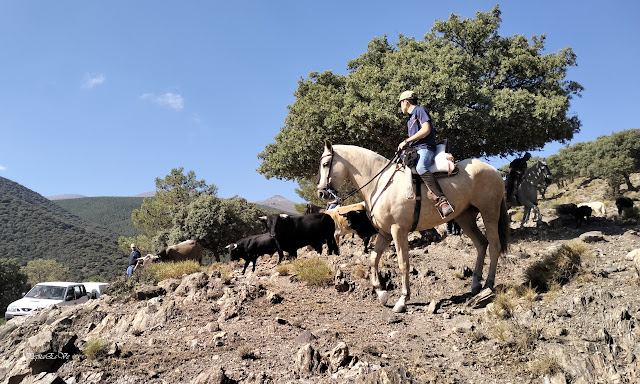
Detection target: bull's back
<box><xmin>168</xmin><ymin>240</ymin><xmax>203</xmax><ymax>264</ymax></box>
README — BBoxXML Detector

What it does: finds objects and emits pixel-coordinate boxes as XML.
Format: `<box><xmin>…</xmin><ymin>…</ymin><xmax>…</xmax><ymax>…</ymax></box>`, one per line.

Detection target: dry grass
<box><xmin>524</xmin><ymin>240</ymin><xmax>590</xmax><ymax>292</ymax></box>
<box><xmin>490</xmin><ymin>321</ymin><xmax>540</xmax><ymax>353</ymax></box>
<box><xmin>207</xmin><ymin>262</ymin><xmax>233</xmax><ymax>282</ymax></box>
<box><xmin>492</xmin><ymin>290</ymin><xmax>515</xmax><ymax>319</ymax></box>
<box><xmin>276</xmin><ymin>257</ymin><xmax>333</xmax><ymax>286</ymax></box>
<box><xmin>353</xmin><ymin>264</ymin><xmax>367</xmax><ymax>279</ymax></box>
<box><xmin>237</xmin><ymin>346</ymin><xmax>259</xmax><ymax>360</ymax></box>
<box><xmin>528</xmin><ymin>356</ymin><xmax>563</xmax><ymax>377</ymax></box>
<box><xmin>150</xmin><ymin>260</ymin><xmax>204</xmax><ymax>281</ymax></box>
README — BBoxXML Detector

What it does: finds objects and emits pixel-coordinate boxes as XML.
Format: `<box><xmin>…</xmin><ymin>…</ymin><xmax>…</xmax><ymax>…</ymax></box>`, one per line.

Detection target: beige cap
<box><xmin>131</xmin><ymin>243</ymin><xmax>136</xmax><ymax>248</ymax></box>
<box><xmin>396</xmin><ymin>90</ymin><xmax>416</xmax><ymax>106</ymax></box>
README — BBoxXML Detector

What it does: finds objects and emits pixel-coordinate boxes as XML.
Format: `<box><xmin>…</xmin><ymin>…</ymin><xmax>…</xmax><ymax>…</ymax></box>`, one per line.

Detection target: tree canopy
<box><xmin>131</xmin><ymin>168</ymin><xmax>271</xmax><ymax>260</ymax></box>
<box><xmin>22</xmin><ymin>259</ymin><xmax>69</xmax><ymax>287</ymax></box>
<box><xmin>546</xmin><ymin>129</ymin><xmax>640</xmax><ymax>197</ymax></box>
<box><xmin>132</xmin><ymin>167</ymin><xmax>218</xmax><ymax>247</ymax></box>
<box><xmin>0</xmin><ymin>259</ymin><xmax>28</xmax><ymax>313</ymax></box>
<box><xmin>258</xmin><ymin>5</ymin><xmax>582</xmax><ymax>190</ymax></box>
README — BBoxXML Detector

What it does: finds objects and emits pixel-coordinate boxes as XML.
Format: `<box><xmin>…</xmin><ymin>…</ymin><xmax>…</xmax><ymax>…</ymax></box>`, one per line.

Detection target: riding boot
<box><xmin>420</xmin><ymin>171</ymin><xmax>454</xmax><ymax>218</ymax></box>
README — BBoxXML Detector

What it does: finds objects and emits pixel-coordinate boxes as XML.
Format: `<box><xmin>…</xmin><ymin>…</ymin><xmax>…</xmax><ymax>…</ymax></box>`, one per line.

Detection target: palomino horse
<box><xmin>510</xmin><ymin>161</ymin><xmax>553</xmax><ymax>227</ymax></box>
<box><xmin>317</xmin><ymin>142</ymin><xmax>510</xmax><ymax>313</ymax></box>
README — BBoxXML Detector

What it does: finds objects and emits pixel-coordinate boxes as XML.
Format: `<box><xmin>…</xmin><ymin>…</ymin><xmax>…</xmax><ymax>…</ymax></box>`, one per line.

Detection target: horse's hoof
<box><xmin>377</xmin><ymin>290</ymin><xmax>389</xmax><ymax>306</ymax></box>
<box><xmin>471</xmin><ymin>286</ymin><xmax>481</xmax><ymax>295</ymax></box>
<box><xmin>392</xmin><ymin>301</ymin><xmax>406</xmax><ymax>313</ymax></box>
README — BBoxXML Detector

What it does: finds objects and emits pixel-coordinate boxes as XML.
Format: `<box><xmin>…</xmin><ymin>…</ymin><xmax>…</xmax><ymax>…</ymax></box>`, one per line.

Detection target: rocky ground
<box><xmin>2</xmin><ymin>180</ymin><xmax>640</xmax><ymax>384</ymax></box>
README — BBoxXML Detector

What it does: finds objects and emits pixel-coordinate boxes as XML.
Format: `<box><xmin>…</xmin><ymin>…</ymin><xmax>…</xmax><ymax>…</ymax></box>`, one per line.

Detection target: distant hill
<box><xmin>133</xmin><ymin>191</ymin><xmax>156</xmax><ymax>198</ymax></box>
<box><xmin>54</xmin><ymin>197</ymin><xmax>146</xmax><ymax>237</ymax></box>
<box><xmin>47</xmin><ymin>194</ymin><xmax>86</xmax><ymax>200</ymax></box>
<box><xmin>0</xmin><ymin>177</ymin><xmax>123</xmax><ymax>281</ymax></box>
<box><xmin>253</xmin><ymin>195</ymin><xmax>298</xmax><ymax>214</ymax></box>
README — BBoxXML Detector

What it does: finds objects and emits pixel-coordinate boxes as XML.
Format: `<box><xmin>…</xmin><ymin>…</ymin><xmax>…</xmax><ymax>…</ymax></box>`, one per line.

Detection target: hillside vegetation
<box><xmin>54</xmin><ymin>196</ymin><xmax>146</xmax><ymax>237</ymax></box>
<box><xmin>0</xmin><ymin>177</ymin><xmax>124</xmax><ymax>281</ymax></box>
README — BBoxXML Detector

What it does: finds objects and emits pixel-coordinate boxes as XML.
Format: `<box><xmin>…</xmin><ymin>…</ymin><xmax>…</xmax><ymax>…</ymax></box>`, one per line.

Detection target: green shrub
<box><xmin>84</xmin><ymin>338</ymin><xmax>106</xmax><ymax>360</ymax></box>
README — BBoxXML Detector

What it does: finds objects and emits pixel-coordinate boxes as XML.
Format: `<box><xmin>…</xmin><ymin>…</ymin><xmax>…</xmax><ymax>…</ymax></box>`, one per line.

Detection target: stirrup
<box><xmin>436</xmin><ymin>198</ymin><xmax>454</xmax><ymax>219</ymax></box>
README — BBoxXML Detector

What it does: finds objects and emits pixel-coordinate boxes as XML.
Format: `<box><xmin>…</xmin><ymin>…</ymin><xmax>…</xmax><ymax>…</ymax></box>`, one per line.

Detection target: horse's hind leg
<box><xmin>369</xmin><ymin>232</ymin><xmax>391</xmax><ymax>306</ymax></box>
<box><xmin>454</xmin><ymin>209</ymin><xmax>488</xmax><ymax>295</ymax></box>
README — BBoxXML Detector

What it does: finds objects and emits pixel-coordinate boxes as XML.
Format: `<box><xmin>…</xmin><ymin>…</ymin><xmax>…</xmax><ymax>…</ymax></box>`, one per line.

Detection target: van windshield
<box><xmin>25</xmin><ymin>285</ymin><xmax>65</xmax><ymax>300</ymax></box>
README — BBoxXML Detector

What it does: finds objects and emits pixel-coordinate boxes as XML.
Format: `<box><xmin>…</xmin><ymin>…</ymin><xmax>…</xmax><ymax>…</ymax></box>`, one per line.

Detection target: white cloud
<box><xmin>82</xmin><ymin>73</ymin><xmax>106</xmax><ymax>89</ymax></box>
<box><xmin>140</xmin><ymin>92</ymin><xmax>184</xmax><ymax>110</ymax></box>
<box><xmin>0</xmin><ymin>165</ymin><xmax>6</xmax><ymax>171</ymax></box>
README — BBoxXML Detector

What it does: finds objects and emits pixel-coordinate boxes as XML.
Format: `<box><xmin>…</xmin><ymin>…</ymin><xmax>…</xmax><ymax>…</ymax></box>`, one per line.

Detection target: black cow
<box><xmin>555</xmin><ymin>203</ymin><xmax>591</xmax><ymax>227</ymax></box>
<box><xmin>556</xmin><ymin>203</ymin><xmax>577</xmax><ymax>217</ymax></box>
<box><xmin>226</xmin><ymin>233</ymin><xmax>277</xmax><ymax>274</ymax></box>
<box><xmin>616</xmin><ymin>197</ymin><xmax>634</xmax><ymax>216</ymax></box>
<box><xmin>259</xmin><ymin>213</ymin><xmax>339</xmax><ymax>263</ymax></box>
<box><xmin>341</xmin><ymin>210</ymin><xmax>378</xmax><ymax>252</ymax></box>
<box><xmin>574</xmin><ymin>205</ymin><xmax>592</xmax><ymax>227</ymax></box>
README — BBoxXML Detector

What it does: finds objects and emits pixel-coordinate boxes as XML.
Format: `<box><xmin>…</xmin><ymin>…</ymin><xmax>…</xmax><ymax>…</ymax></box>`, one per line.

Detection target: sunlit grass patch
<box><xmin>149</xmin><ymin>260</ymin><xmax>204</xmax><ymax>281</ymax></box>
<box><xmin>276</xmin><ymin>257</ymin><xmax>333</xmax><ymax>286</ymax></box>
<box><xmin>207</xmin><ymin>262</ymin><xmax>233</xmax><ymax>283</ymax></box>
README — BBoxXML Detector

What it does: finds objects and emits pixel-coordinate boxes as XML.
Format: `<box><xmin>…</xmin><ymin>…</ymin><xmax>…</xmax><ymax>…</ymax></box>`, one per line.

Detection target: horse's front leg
<box><xmin>369</xmin><ymin>232</ymin><xmax>391</xmax><ymax>306</ymax></box>
<box><xmin>533</xmin><ymin>206</ymin><xmax>542</xmax><ymax>223</ymax></box>
<box><xmin>521</xmin><ymin>205</ymin><xmax>532</xmax><ymax>228</ymax></box>
<box><xmin>390</xmin><ymin>224</ymin><xmax>410</xmax><ymax>313</ymax></box>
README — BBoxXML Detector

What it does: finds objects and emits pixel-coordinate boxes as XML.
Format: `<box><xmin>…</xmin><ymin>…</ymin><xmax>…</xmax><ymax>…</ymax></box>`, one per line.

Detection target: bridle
<box><xmin>317</xmin><ymin>146</ymin><xmax>401</xmax><ymax>205</ymax></box>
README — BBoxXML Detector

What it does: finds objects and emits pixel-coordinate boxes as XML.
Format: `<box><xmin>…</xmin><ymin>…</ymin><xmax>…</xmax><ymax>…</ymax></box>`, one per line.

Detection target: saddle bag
<box><xmin>397</xmin><ymin>147</ymin><xmax>419</xmax><ymax>168</ymax></box>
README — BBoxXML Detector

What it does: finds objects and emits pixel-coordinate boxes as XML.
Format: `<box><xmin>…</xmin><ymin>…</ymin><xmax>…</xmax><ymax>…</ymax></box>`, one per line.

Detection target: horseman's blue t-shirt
<box><xmin>407</xmin><ymin>106</ymin><xmax>437</xmax><ymax>150</ymax></box>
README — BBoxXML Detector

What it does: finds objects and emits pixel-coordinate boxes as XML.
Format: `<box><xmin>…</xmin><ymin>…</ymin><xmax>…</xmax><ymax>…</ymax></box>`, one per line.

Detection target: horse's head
<box><xmin>539</xmin><ymin>161</ymin><xmax>553</xmax><ymax>185</ymax></box>
<box><xmin>317</xmin><ymin>141</ymin><xmax>341</xmax><ymax>200</ymax></box>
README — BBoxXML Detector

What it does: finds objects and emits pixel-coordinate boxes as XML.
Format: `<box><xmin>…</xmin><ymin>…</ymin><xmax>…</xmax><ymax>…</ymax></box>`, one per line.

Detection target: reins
<box><xmin>326</xmin><ymin>148</ymin><xmax>401</xmax><ymax>205</ymax></box>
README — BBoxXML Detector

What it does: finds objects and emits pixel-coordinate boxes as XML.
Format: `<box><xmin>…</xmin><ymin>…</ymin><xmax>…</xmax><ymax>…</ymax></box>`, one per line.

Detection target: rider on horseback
<box><xmin>506</xmin><ymin>152</ymin><xmax>531</xmax><ymax>202</ymax></box>
<box><xmin>396</xmin><ymin>90</ymin><xmax>454</xmax><ymax>218</ymax></box>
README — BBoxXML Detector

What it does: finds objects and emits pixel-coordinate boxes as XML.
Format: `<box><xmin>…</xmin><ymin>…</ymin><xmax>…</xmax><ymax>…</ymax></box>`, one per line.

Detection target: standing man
<box><xmin>396</xmin><ymin>90</ymin><xmax>454</xmax><ymax>218</ymax></box>
<box><xmin>126</xmin><ymin>243</ymin><xmax>141</xmax><ymax>278</ymax></box>
<box><xmin>506</xmin><ymin>152</ymin><xmax>531</xmax><ymax>202</ymax></box>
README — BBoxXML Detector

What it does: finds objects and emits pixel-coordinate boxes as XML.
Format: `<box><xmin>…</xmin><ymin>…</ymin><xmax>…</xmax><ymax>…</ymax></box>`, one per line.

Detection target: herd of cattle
<box><xmin>555</xmin><ymin>197</ymin><xmax>637</xmax><ymax>227</ymax></box>
<box><xmin>136</xmin><ymin>197</ymin><xmax>638</xmax><ymax>273</ymax></box>
<box><xmin>226</xmin><ymin>203</ymin><xmax>377</xmax><ymax>274</ymax></box>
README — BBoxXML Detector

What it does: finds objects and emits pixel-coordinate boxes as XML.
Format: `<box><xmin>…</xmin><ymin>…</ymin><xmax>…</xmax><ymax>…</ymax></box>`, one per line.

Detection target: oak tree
<box><xmin>258</xmin><ymin>5</ymin><xmax>582</xmax><ymax>195</ymax></box>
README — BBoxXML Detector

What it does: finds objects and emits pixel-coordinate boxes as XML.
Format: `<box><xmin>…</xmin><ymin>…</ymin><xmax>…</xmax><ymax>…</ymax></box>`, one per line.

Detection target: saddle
<box><xmin>402</xmin><ymin>140</ymin><xmax>459</xmax><ymax>229</ymax></box>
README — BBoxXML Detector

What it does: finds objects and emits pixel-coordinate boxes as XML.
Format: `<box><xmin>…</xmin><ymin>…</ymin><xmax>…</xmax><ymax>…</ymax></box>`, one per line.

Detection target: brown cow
<box><xmin>156</xmin><ymin>239</ymin><xmax>203</xmax><ymax>264</ymax></box>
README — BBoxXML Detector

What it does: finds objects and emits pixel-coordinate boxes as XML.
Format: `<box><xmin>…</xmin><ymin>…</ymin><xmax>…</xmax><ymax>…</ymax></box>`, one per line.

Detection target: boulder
<box><xmin>329</xmin><ymin>342</ymin><xmax>350</xmax><ymax>368</ymax></box>
<box><xmin>579</xmin><ymin>231</ymin><xmax>605</xmax><ymax>243</ymax></box>
<box><xmin>295</xmin><ymin>343</ymin><xmax>324</xmax><ymax>375</ymax></box>
<box><xmin>190</xmin><ymin>366</ymin><xmax>234</xmax><ymax>384</ymax></box>
<box><xmin>134</xmin><ymin>285</ymin><xmax>166</xmax><ymax>300</ymax></box>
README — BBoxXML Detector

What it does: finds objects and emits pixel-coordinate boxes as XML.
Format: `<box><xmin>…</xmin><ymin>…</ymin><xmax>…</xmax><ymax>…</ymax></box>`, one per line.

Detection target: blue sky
<box><xmin>1</xmin><ymin>1</ymin><xmax>638</xmax><ymax>203</ymax></box>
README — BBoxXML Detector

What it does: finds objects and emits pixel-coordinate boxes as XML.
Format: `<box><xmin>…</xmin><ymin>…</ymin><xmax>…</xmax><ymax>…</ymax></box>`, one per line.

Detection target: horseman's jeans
<box><xmin>416</xmin><ymin>148</ymin><xmax>436</xmax><ymax>175</ymax></box>
<box><xmin>416</xmin><ymin>147</ymin><xmax>446</xmax><ymax>200</ymax></box>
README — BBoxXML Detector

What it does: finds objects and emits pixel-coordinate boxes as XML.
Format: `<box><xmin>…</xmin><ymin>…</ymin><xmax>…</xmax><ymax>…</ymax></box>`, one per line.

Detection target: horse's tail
<box><xmin>498</xmin><ymin>197</ymin><xmax>510</xmax><ymax>254</ymax></box>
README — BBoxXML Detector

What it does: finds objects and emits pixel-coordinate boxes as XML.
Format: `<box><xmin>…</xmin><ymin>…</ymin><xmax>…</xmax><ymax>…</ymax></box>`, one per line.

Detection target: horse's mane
<box><xmin>333</xmin><ymin>145</ymin><xmax>390</xmax><ymax>165</ymax></box>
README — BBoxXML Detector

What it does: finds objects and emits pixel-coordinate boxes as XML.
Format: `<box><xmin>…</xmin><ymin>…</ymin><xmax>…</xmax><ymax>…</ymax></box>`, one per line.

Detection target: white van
<box><xmin>4</xmin><ymin>282</ymin><xmax>89</xmax><ymax>320</ymax></box>
<box><xmin>82</xmin><ymin>282</ymin><xmax>110</xmax><ymax>299</ymax></box>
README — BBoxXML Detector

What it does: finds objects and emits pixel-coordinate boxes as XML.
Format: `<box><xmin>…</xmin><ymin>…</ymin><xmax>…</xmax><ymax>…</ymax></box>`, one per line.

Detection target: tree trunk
<box><xmin>624</xmin><ymin>173</ymin><xmax>638</xmax><ymax>192</ymax></box>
